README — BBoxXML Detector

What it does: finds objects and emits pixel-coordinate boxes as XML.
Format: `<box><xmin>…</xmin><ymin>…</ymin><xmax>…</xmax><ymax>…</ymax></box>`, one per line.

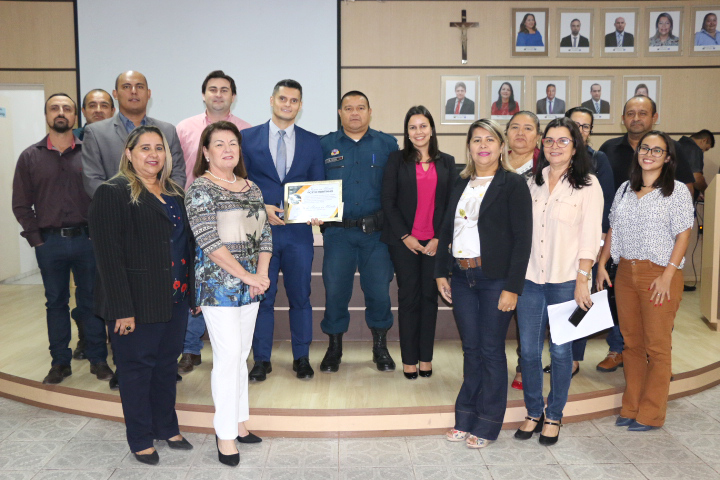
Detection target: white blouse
<box><xmin>452</xmin><ymin>176</ymin><xmax>493</xmax><ymax>258</ymax></box>
<box><xmin>609</xmin><ymin>180</ymin><xmax>694</xmax><ymax>268</ymax></box>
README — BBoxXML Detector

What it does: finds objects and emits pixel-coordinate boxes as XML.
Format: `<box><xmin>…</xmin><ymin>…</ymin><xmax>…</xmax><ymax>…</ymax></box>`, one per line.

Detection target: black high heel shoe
<box><xmin>216</xmin><ymin>435</ymin><xmax>239</xmax><ymax>466</ymax></box>
<box><xmin>538</xmin><ymin>419</ymin><xmax>562</xmax><ymax>445</ymax></box>
<box><xmin>514</xmin><ymin>413</ymin><xmax>544</xmax><ymax>440</ymax></box>
<box><xmin>403</xmin><ymin>364</ymin><xmax>418</xmax><ymax>380</ymax></box>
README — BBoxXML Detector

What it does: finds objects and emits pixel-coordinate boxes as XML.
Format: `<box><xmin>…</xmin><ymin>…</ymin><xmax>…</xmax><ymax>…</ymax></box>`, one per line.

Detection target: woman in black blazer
<box><xmin>381</xmin><ymin>106</ymin><xmax>457</xmax><ymax>379</ymax></box>
<box><xmin>435</xmin><ymin>118</ymin><xmax>532</xmax><ymax>448</ymax></box>
<box><xmin>89</xmin><ymin>125</ymin><xmax>196</xmax><ymax>465</ymax></box>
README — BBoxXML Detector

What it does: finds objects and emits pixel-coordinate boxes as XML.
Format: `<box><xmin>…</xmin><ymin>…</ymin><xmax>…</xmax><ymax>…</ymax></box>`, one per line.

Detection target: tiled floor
<box><xmin>2</xmin><ymin>385</ymin><xmax>720</xmax><ymax>479</ymax></box>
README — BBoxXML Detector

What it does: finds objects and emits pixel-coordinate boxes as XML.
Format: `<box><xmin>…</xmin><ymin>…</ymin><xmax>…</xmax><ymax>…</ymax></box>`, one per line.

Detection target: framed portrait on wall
<box><xmin>512</xmin><ymin>9</ymin><xmax>549</xmax><ymax>56</ymax></box>
<box><xmin>601</xmin><ymin>9</ymin><xmax>639</xmax><ymax>57</ymax></box>
<box><xmin>533</xmin><ymin>77</ymin><xmax>570</xmax><ymax>121</ymax></box>
<box><xmin>487</xmin><ymin>76</ymin><xmax>524</xmax><ymax>120</ymax></box>
<box><xmin>578</xmin><ymin>77</ymin><xmax>614</xmax><ymax>124</ymax></box>
<box><xmin>646</xmin><ymin>8</ymin><xmax>683</xmax><ymax>55</ymax></box>
<box><xmin>441</xmin><ymin>76</ymin><xmax>478</xmax><ymax>124</ymax></box>
<box><xmin>624</xmin><ymin>76</ymin><xmax>662</xmax><ymax>123</ymax></box>
<box><xmin>557</xmin><ymin>10</ymin><xmax>593</xmax><ymax>57</ymax></box>
<box><xmin>692</xmin><ymin>6</ymin><xmax>720</xmax><ymax>54</ymax></box>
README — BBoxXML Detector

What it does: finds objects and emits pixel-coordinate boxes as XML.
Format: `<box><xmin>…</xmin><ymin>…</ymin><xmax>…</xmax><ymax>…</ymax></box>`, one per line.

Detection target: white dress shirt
<box><xmin>268</xmin><ymin>121</ymin><xmax>296</xmax><ymax>175</ymax></box>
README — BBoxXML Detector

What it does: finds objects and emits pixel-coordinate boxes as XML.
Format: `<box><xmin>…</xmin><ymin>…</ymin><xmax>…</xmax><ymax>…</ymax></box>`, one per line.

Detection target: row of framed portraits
<box><xmin>511</xmin><ymin>6</ymin><xmax>720</xmax><ymax>57</ymax></box>
<box><xmin>441</xmin><ymin>75</ymin><xmax>662</xmax><ymax>125</ymax></box>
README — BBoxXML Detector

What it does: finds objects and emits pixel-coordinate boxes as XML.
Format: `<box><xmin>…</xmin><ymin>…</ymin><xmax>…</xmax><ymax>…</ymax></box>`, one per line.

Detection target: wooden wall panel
<box><xmin>0</xmin><ymin>2</ymin><xmax>76</xmax><ymax>69</ymax></box>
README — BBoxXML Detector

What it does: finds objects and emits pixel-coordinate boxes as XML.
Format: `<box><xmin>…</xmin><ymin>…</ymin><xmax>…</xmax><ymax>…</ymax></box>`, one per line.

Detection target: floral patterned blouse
<box><xmin>161</xmin><ymin>194</ymin><xmax>190</xmax><ymax>303</ymax></box>
<box><xmin>185</xmin><ymin>177</ymin><xmax>272</xmax><ymax>307</ymax></box>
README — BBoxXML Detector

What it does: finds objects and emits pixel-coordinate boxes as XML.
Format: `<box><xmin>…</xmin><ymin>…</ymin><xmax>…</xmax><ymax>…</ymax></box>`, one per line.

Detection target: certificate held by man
<box><xmin>284</xmin><ymin>180</ymin><xmax>344</xmax><ymax>224</ymax></box>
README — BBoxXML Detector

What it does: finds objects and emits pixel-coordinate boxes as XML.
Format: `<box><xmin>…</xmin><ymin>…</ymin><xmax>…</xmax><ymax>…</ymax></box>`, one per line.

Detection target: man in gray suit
<box><xmin>536</xmin><ymin>84</ymin><xmax>566</xmax><ymax>115</ymax></box>
<box><xmin>82</xmin><ymin>70</ymin><xmax>185</xmax><ymax>196</ymax></box>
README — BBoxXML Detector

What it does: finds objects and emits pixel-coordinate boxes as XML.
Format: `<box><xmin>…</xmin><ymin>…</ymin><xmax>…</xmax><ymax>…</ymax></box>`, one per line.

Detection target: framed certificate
<box><xmin>284</xmin><ymin>180</ymin><xmax>343</xmax><ymax>224</ymax></box>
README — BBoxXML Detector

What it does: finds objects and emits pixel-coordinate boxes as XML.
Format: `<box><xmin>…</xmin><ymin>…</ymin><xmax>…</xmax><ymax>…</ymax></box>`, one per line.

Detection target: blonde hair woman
<box><xmin>436</xmin><ymin>119</ymin><xmax>532</xmax><ymax>448</ymax></box>
<box><xmin>89</xmin><ymin>125</ymin><xmax>195</xmax><ymax>465</ymax></box>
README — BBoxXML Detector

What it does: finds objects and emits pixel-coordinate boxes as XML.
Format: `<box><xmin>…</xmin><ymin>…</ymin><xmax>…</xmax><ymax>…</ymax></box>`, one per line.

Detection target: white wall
<box><xmin>77</xmin><ymin>0</ymin><xmax>338</xmax><ymax>133</ymax></box>
<box><xmin>0</xmin><ymin>86</ymin><xmax>47</xmax><ymax>281</ymax></box>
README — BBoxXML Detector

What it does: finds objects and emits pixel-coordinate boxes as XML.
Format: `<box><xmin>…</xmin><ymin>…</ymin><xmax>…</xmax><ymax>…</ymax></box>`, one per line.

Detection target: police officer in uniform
<box><xmin>319</xmin><ymin>91</ymin><xmax>399</xmax><ymax>373</ymax></box>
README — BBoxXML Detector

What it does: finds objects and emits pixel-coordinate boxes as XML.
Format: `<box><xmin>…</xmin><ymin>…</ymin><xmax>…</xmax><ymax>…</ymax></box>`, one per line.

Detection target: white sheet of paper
<box><xmin>548</xmin><ymin>289</ymin><xmax>614</xmax><ymax>345</ymax></box>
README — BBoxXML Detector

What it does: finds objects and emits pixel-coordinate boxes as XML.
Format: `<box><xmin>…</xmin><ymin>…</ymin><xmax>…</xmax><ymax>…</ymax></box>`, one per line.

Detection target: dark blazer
<box><xmin>560</xmin><ymin>35</ymin><xmax>589</xmax><ymax>47</ymax></box>
<box><xmin>241</xmin><ymin>121</ymin><xmax>325</xmax><ymax>245</ymax></box>
<box><xmin>445</xmin><ymin>97</ymin><xmax>475</xmax><ymax>115</ymax></box>
<box><xmin>605</xmin><ymin>31</ymin><xmax>634</xmax><ymax>47</ymax></box>
<box><xmin>82</xmin><ymin>113</ymin><xmax>185</xmax><ymax>197</ymax></box>
<box><xmin>381</xmin><ymin>151</ymin><xmax>457</xmax><ymax>246</ymax></box>
<box><xmin>434</xmin><ymin>168</ymin><xmax>533</xmax><ymax>295</ymax></box>
<box><xmin>536</xmin><ymin>97</ymin><xmax>566</xmax><ymax>115</ymax></box>
<box><xmin>581</xmin><ymin>99</ymin><xmax>611</xmax><ymax>114</ymax></box>
<box><xmin>89</xmin><ymin>176</ymin><xmax>195</xmax><ymax>324</ymax></box>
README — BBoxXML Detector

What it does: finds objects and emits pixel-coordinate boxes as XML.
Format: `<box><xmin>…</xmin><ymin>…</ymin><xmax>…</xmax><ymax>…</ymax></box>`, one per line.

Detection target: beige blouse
<box><xmin>525</xmin><ymin>167</ymin><xmax>603</xmax><ymax>284</ymax></box>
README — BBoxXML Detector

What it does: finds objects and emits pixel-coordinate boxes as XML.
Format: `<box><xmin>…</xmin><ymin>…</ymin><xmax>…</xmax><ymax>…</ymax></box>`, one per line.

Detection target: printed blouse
<box><xmin>185</xmin><ymin>177</ymin><xmax>272</xmax><ymax>307</ymax></box>
<box><xmin>609</xmin><ymin>180</ymin><xmax>694</xmax><ymax>268</ymax></box>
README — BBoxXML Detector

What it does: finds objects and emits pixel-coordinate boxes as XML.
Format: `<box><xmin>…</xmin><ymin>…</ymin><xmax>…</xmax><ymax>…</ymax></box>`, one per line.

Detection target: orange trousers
<box><xmin>615</xmin><ymin>258</ymin><xmax>683</xmax><ymax>427</ymax></box>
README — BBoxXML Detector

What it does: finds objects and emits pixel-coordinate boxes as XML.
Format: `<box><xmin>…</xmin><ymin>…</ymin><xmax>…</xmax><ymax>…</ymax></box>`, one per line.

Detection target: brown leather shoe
<box><xmin>177</xmin><ymin>353</ymin><xmax>201</xmax><ymax>374</ymax></box>
<box><xmin>90</xmin><ymin>362</ymin><xmax>114</xmax><ymax>380</ymax></box>
<box><xmin>596</xmin><ymin>351</ymin><xmax>623</xmax><ymax>372</ymax></box>
<box><xmin>43</xmin><ymin>365</ymin><xmax>72</xmax><ymax>384</ymax></box>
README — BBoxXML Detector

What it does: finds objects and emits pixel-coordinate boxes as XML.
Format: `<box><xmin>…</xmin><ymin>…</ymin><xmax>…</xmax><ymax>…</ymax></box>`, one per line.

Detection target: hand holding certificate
<box><xmin>284</xmin><ymin>180</ymin><xmax>344</xmax><ymax>224</ymax></box>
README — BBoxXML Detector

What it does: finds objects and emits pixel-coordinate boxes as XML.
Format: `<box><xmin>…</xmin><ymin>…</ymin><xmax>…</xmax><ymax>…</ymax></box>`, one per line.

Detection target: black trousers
<box><xmin>109</xmin><ymin>299</ymin><xmax>187</xmax><ymax>453</ymax></box>
<box><xmin>388</xmin><ymin>241</ymin><xmax>438</xmax><ymax>365</ymax></box>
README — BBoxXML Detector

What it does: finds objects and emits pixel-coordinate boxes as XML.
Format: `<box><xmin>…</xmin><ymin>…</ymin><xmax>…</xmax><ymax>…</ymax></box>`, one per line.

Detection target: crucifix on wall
<box><xmin>450</xmin><ymin>10</ymin><xmax>479</xmax><ymax>64</ymax></box>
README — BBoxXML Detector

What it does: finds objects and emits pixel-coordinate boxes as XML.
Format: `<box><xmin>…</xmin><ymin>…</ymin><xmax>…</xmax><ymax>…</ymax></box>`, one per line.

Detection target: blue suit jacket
<box><xmin>241</xmin><ymin>121</ymin><xmax>325</xmax><ymax>244</ymax></box>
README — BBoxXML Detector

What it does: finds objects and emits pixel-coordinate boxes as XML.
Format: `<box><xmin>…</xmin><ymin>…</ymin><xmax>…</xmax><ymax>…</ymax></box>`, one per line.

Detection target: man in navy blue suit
<box><xmin>241</xmin><ymin>79</ymin><xmax>324</xmax><ymax>381</ymax></box>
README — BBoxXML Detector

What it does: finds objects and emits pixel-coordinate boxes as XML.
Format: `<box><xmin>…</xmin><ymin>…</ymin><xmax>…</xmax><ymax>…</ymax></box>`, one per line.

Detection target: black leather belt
<box><xmin>40</xmin><ymin>226</ymin><xmax>89</xmax><ymax>237</ymax></box>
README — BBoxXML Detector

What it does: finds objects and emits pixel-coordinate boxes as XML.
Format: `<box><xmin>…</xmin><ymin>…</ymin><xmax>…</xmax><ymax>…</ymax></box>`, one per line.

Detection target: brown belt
<box><xmin>456</xmin><ymin>256</ymin><xmax>482</xmax><ymax>270</ymax></box>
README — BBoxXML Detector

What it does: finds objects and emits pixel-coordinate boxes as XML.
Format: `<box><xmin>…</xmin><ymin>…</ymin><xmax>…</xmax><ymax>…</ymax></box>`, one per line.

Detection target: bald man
<box><xmin>82</xmin><ymin>70</ymin><xmax>185</xmax><ymax>196</ymax></box>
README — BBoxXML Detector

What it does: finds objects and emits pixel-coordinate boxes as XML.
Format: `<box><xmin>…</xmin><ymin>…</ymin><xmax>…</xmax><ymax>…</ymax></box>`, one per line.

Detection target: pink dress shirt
<box><xmin>525</xmin><ymin>167</ymin><xmax>603</xmax><ymax>284</ymax></box>
<box><xmin>176</xmin><ymin>112</ymin><xmax>251</xmax><ymax>189</ymax></box>
<box><xmin>411</xmin><ymin>162</ymin><xmax>437</xmax><ymax>241</ymax></box>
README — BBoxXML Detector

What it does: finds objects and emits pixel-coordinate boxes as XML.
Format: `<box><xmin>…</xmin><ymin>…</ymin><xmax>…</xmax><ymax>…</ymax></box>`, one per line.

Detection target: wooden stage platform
<box><xmin>1</xmin><ymin>281</ymin><xmax>719</xmax><ymax>437</ymax></box>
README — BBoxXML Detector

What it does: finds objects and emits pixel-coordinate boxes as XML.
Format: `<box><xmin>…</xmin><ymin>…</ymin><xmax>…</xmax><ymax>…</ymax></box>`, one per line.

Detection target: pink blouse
<box><xmin>411</xmin><ymin>162</ymin><xmax>437</xmax><ymax>241</ymax></box>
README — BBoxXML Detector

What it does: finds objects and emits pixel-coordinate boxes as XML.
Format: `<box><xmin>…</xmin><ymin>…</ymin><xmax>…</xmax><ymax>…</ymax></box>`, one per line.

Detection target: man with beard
<box><xmin>595</xmin><ymin>95</ymin><xmax>694</xmax><ymax>374</ymax></box>
<box><xmin>12</xmin><ymin>93</ymin><xmax>113</xmax><ymax>385</ymax></box>
<box><xmin>73</xmin><ymin>89</ymin><xmax>115</xmax><ymax>141</ymax></box>
<box><xmin>82</xmin><ymin>70</ymin><xmax>185</xmax><ymax>196</ymax></box>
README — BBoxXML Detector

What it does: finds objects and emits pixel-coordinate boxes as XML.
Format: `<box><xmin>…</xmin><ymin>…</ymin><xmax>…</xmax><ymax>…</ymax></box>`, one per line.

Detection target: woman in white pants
<box><xmin>186</xmin><ymin>122</ymin><xmax>272</xmax><ymax>466</ymax></box>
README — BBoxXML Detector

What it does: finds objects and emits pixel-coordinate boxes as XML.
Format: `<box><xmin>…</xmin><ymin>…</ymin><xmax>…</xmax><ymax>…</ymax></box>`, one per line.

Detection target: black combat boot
<box><xmin>320</xmin><ymin>333</ymin><xmax>343</xmax><ymax>373</ymax></box>
<box><xmin>371</xmin><ymin>328</ymin><xmax>396</xmax><ymax>372</ymax></box>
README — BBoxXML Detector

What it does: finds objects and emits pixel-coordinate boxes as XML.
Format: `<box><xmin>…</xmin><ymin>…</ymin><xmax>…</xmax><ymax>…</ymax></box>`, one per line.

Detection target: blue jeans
<box><xmin>253</xmin><ymin>229</ymin><xmax>314</xmax><ymax>362</ymax></box>
<box><xmin>451</xmin><ymin>264</ymin><xmax>512</xmax><ymax>440</ymax></box>
<box><xmin>517</xmin><ymin>279</ymin><xmax>575</xmax><ymax>421</ymax></box>
<box><xmin>321</xmin><ymin>228</ymin><xmax>394</xmax><ymax>334</ymax></box>
<box><xmin>35</xmin><ymin>231</ymin><xmax>108</xmax><ymax>366</ymax></box>
<box><xmin>182</xmin><ymin>311</ymin><xmax>205</xmax><ymax>355</ymax></box>
<box><xmin>605</xmin><ymin>325</ymin><xmax>624</xmax><ymax>353</ymax></box>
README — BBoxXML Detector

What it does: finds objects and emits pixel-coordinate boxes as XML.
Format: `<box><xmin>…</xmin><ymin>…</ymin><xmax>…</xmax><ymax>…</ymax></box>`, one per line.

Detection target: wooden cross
<box><xmin>450</xmin><ymin>10</ymin><xmax>479</xmax><ymax>64</ymax></box>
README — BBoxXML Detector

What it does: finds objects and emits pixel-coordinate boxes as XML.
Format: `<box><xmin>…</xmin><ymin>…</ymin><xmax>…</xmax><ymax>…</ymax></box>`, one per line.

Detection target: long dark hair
<box><xmin>401</xmin><ymin>105</ymin><xmax>439</xmax><ymax>163</ymax></box>
<box><xmin>534</xmin><ymin>117</ymin><xmax>592</xmax><ymax>189</ymax></box>
<box><xmin>519</xmin><ymin>13</ymin><xmax>536</xmax><ymax>34</ymax></box>
<box><xmin>193</xmin><ymin>121</ymin><xmax>247</xmax><ymax>180</ymax></box>
<box><xmin>495</xmin><ymin>82</ymin><xmax>517</xmax><ymax>112</ymax></box>
<box><xmin>629</xmin><ymin>130</ymin><xmax>677</xmax><ymax>197</ymax></box>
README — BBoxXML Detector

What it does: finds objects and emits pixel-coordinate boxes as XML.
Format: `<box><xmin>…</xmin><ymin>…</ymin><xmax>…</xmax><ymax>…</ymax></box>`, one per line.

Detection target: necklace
<box><xmin>206</xmin><ymin>170</ymin><xmax>237</xmax><ymax>184</ymax></box>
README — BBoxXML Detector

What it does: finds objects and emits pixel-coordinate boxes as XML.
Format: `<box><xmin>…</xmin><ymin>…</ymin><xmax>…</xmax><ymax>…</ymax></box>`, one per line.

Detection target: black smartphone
<box><xmin>568</xmin><ymin>304</ymin><xmax>592</xmax><ymax>327</ymax></box>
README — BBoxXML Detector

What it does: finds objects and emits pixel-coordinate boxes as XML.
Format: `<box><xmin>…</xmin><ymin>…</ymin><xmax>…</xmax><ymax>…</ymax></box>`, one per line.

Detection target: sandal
<box><xmin>466</xmin><ymin>435</ymin><xmax>492</xmax><ymax>449</ymax></box>
<box><xmin>445</xmin><ymin>428</ymin><xmax>468</xmax><ymax>442</ymax></box>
